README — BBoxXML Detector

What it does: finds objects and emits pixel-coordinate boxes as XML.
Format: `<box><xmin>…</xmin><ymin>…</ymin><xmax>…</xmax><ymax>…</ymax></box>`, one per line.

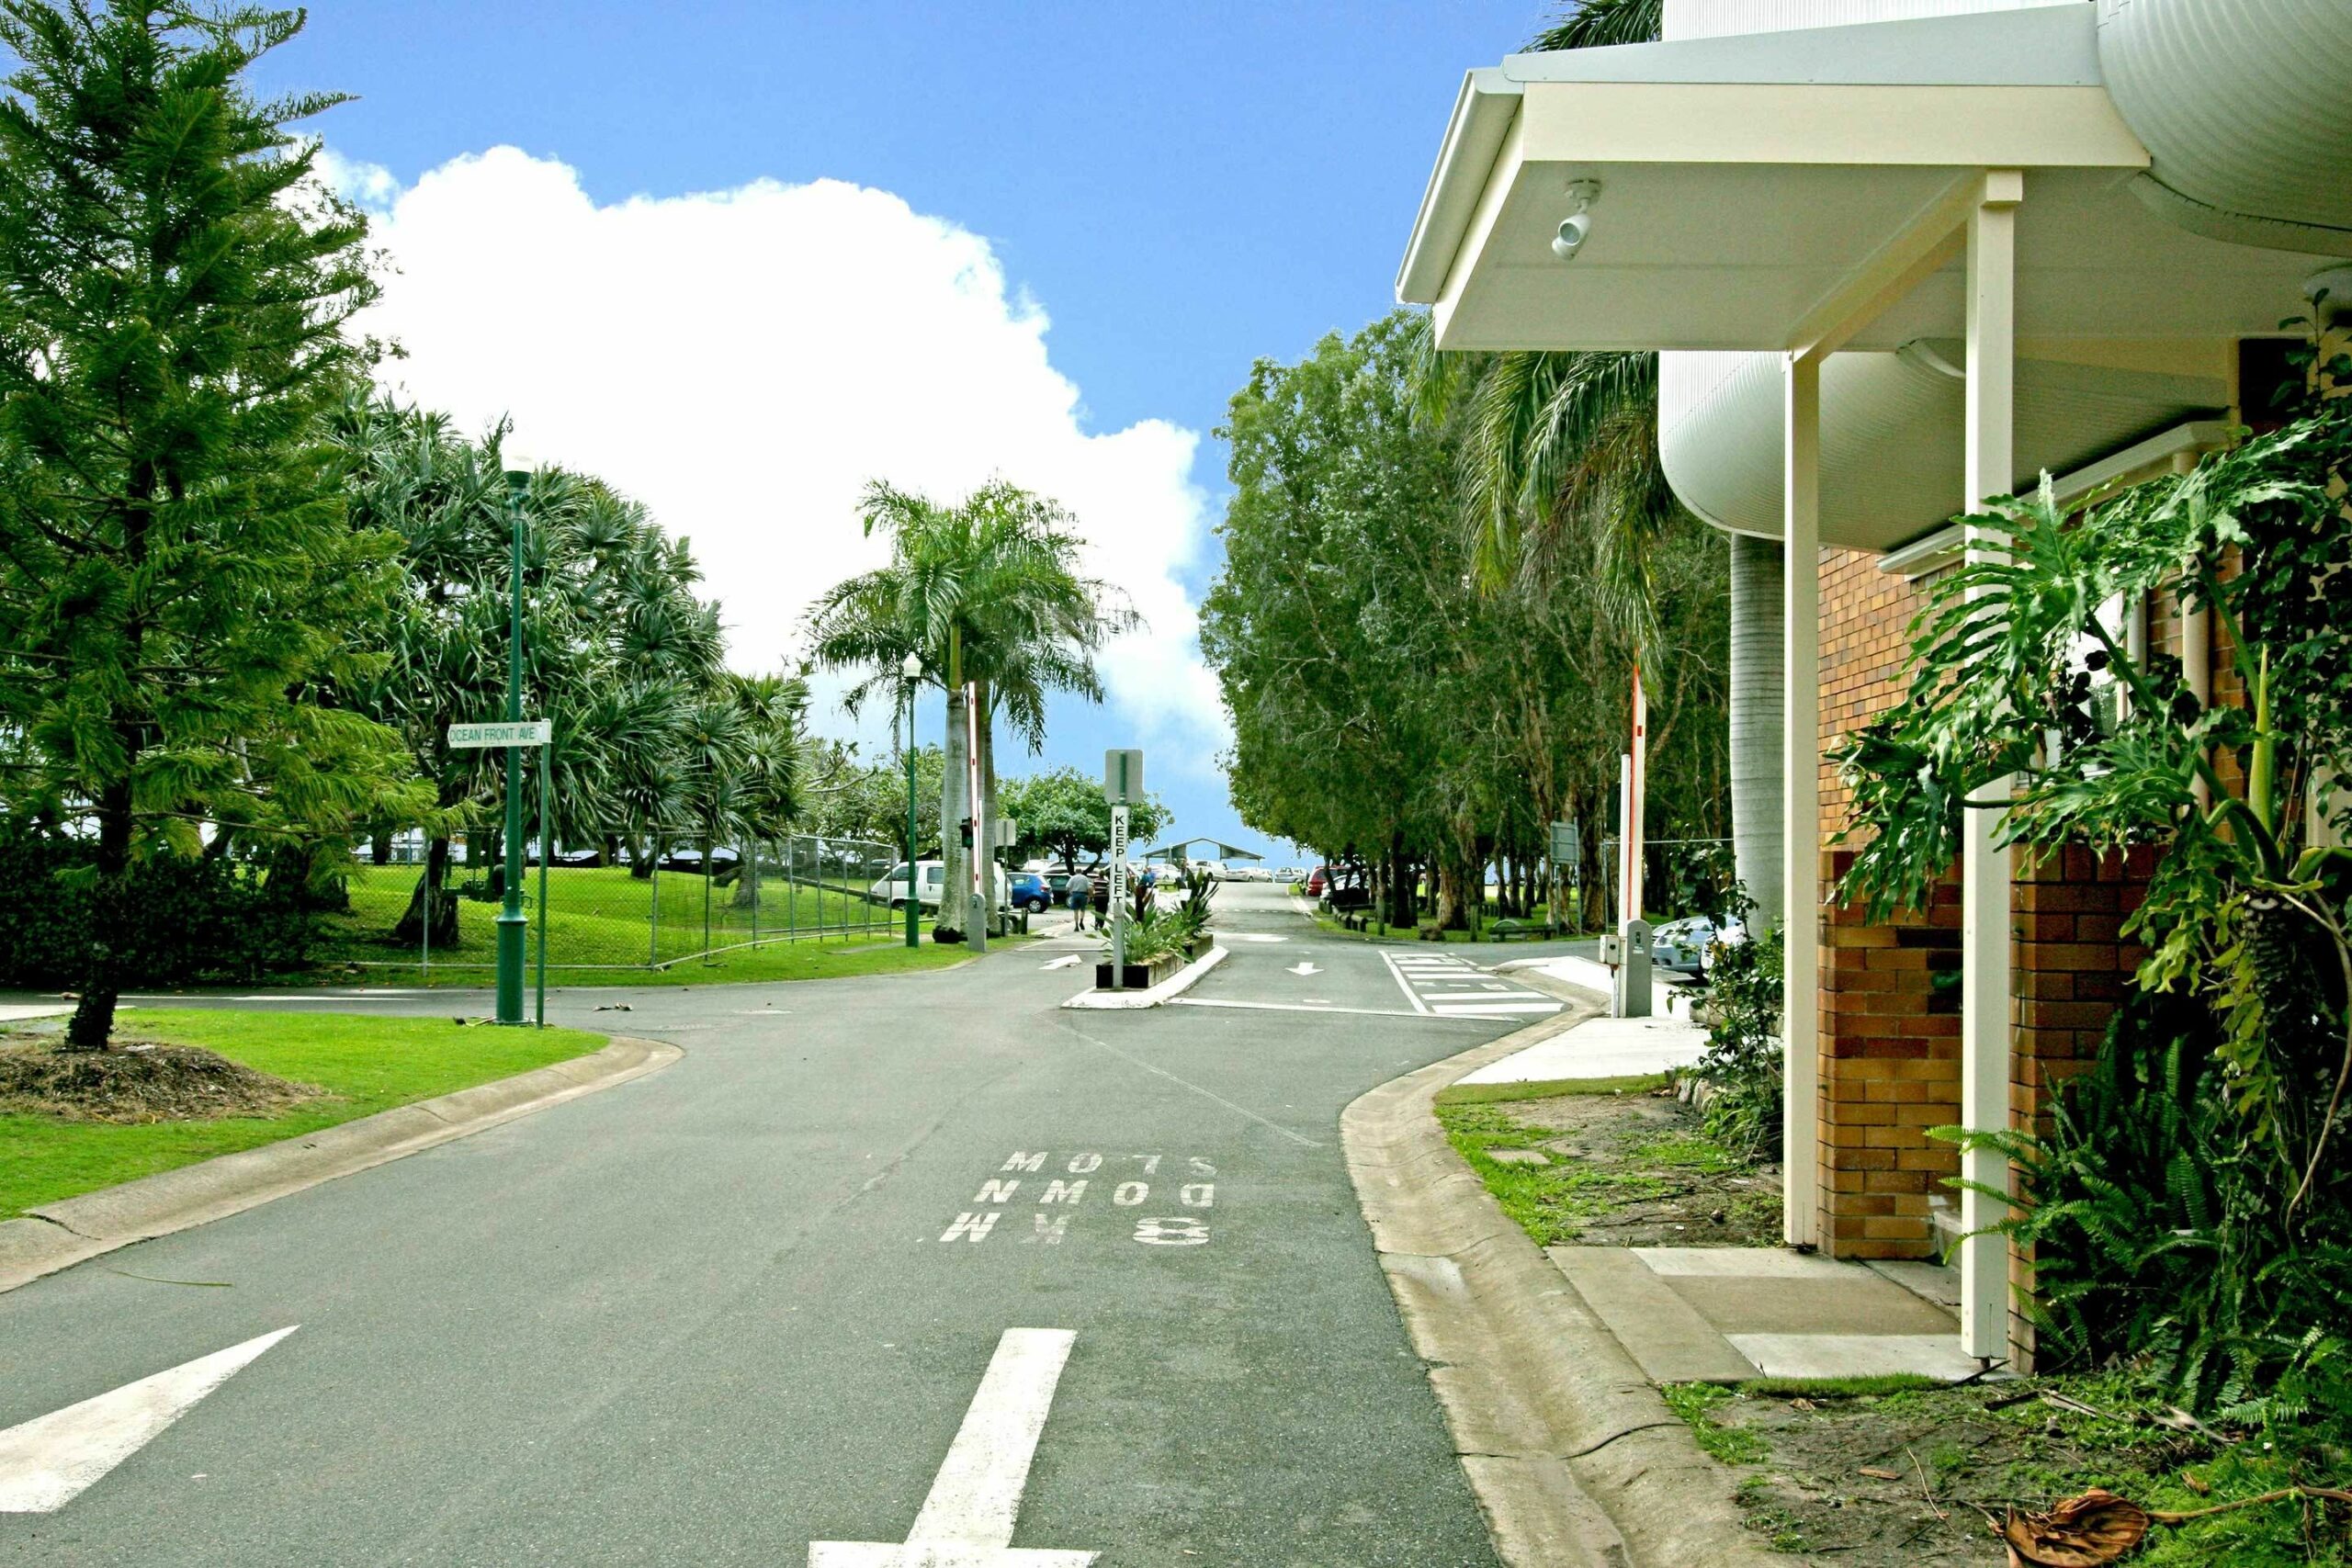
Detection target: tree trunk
<box><xmin>938</xmin><ymin>666</ymin><xmax>969</xmax><ymax>939</ymax></box>
<box><xmin>977</xmin><ymin>678</ymin><xmax>1001</xmax><ymax>934</ymax></box>
<box><xmin>369</xmin><ymin>829</ymin><xmax>392</xmax><ymax>865</ymax></box>
<box><xmin>1729</xmin><ymin>530</ymin><xmax>1786</xmax><ymax>930</ymax></box>
<box><xmin>732</xmin><ymin>844</ymin><xmax>762</xmax><ymax>908</ymax></box>
<box><xmin>1385</xmin><ymin>830</ymin><xmax>1413</xmax><ymax>928</ymax></box>
<box><xmin>63</xmin><ymin>778</ymin><xmax>135</xmax><ymax>1049</ymax></box>
<box><xmin>392</xmin><ymin>837</ymin><xmax>460</xmax><ymax>947</ymax></box>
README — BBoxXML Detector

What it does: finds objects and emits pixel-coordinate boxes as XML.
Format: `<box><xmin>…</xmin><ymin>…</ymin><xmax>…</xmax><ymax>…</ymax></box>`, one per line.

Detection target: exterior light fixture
<box><xmin>1552</xmin><ymin>179</ymin><xmax>1602</xmax><ymax>262</ymax></box>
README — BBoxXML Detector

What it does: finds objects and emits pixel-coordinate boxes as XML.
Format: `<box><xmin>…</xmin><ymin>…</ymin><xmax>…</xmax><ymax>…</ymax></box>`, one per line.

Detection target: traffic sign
<box><xmin>1103</xmin><ymin>749</ymin><xmax>1143</xmax><ymax>804</ymax></box>
<box><xmin>447</xmin><ymin>720</ymin><xmax>550</xmax><ymax>749</ymax></box>
<box><xmin>1550</xmin><ymin>819</ymin><xmax>1581</xmax><ymax>867</ymax></box>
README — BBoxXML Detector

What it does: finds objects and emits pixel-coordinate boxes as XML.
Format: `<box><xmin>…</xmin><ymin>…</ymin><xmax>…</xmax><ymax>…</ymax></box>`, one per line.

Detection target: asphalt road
<box><xmin>0</xmin><ymin>886</ymin><xmax>1566</xmax><ymax>1565</ymax></box>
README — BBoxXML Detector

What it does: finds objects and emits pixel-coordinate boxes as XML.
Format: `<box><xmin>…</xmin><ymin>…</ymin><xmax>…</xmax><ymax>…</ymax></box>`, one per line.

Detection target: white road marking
<box><xmin>0</xmin><ymin>1326</ymin><xmax>298</xmax><ymax>1513</ymax></box>
<box><xmin>808</xmin><ymin>1328</ymin><xmax>1097</xmax><ymax>1567</ymax></box>
<box><xmin>1170</xmin><ymin>997</ymin><xmax>1476</xmax><ymax>1021</ymax></box>
<box><xmin>1221</xmin><ymin>933</ymin><xmax>1288</xmax><ymax>943</ymax></box>
<box><xmin>1377</xmin><ymin>953</ymin><xmax>1434</xmax><ymax>1015</ymax></box>
<box><xmin>1382</xmin><ymin>952</ymin><xmax>1562</xmax><ymax>1020</ymax></box>
<box><xmin>1284</xmin><ymin>963</ymin><xmax>1322</xmax><ymax>976</ymax></box>
<box><xmin>1038</xmin><ymin>954</ymin><xmax>1082</xmax><ymax>971</ymax></box>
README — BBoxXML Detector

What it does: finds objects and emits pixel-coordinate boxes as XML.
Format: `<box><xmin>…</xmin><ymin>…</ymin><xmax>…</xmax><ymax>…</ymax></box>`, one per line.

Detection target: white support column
<box><xmin>1781</xmin><ymin>351</ymin><xmax>1822</xmax><ymax>1249</ymax></box>
<box><xmin>1960</xmin><ymin>169</ymin><xmax>2023</xmax><ymax>1361</ymax></box>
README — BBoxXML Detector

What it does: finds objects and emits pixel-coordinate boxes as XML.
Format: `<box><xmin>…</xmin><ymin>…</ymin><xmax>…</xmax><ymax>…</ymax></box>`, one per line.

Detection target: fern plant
<box><xmin>1847</xmin><ymin>381</ymin><xmax>2352</xmax><ymax>1416</ymax></box>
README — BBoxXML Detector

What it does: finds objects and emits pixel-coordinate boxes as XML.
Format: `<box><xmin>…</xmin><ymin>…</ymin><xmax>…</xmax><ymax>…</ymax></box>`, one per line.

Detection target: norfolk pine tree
<box><xmin>0</xmin><ymin>3</ymin><xmax>422</xmax><ymax>1045</ymax></box>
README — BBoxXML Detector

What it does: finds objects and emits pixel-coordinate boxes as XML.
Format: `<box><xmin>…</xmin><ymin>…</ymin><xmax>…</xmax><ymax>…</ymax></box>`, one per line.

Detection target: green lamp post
<box><xmin>494</xmin><ymin>458</ymin><xmax>531</xmax><ymax>1024</ymax></box>
<box><xmin>902</xmin><ymin>650</ymin><xmax>922</xmax><ymax>947</ymax></box>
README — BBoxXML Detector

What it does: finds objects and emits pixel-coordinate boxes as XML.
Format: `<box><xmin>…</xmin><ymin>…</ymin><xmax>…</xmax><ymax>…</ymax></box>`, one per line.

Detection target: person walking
<box><xmin>1065</xmin><ymin>868</ymin><xmax>1093</xmax><ymax>932</ymax></box>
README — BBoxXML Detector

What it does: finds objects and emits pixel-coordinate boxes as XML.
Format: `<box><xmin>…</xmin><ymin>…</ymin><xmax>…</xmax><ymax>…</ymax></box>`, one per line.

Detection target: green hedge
<box><xmin>0</xmin><ymin>829</ymin><xmax>313</xmax><ymax>987</ymax></box>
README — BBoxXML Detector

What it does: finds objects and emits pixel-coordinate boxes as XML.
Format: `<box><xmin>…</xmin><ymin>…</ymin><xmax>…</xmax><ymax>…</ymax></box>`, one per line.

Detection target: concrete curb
<box><xmin>1059</xmin><ymin>942</ymin><xmax>1230</xmax><ymax>1010</ymax></box>
<box><xmin>1343</xmin><ymin>1010</ymin><xmax>1806</xmax><ymax>1568</ymax></box>
<box><xmin>0</xmin><ymin>1033</ymin><xmax>682</xmax><ymax>1296</ymax></box>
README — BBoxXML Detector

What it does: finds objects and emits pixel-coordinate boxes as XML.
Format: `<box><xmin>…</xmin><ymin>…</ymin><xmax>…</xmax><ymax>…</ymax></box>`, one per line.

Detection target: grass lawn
<box><xmin>1434</xmin><ymin>1076</ymin><xmax>1780</xmax><ymax>1247</ymax></box>
<box><xmin>303</xmin><ymin>863</ymin><xmax>1013</xmax><ymax>987</ymax></box>
<box><xmin>1</xmin><ymin>1009</ymin><xmax>605</xmax><ymax>1219</ymax></box>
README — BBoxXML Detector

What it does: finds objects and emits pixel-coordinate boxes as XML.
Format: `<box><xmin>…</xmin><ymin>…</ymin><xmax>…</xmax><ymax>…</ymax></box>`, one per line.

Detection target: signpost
<box><xmin>1104</xmin><ymin>750</ymin><xmax>1142</xmax><ymax>987</ymax></box>
<box><xmin>446</xmin><ymin>719</ymin><xmax>550</xmax><ymax>749</ymax></box>
<box><xmin>447</xmin><ymin>716</ymin><xmax>550</xmax><ymax>1024</ymax></box>
<box><xmin>1549</xmin><ymin>818</ymin><xmax>1580</xmax><ymax>939</ymax></box>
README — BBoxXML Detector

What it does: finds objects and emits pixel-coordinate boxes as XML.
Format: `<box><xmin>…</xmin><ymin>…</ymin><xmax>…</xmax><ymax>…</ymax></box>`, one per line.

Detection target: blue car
<box><xmin>1009</xmin><ymin>872</ymin><xmax>1050</xmax><ymax>914</ymax></box>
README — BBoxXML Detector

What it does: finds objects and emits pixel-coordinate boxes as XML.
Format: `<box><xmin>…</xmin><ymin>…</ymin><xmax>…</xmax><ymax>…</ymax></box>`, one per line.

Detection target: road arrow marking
<box><xmin>0</xmin><ymin>1325</ymin><xmax>298</xmax><ymax>1513</ymax></box>
<box><xmin>1285</xmin><ymin>963</ymin><xmax>1322</xmax><ymax>977</ymax></box>
<box><xmin>810</xmin><ymin>1328</ymin><xmax>1097</xmax><ymax>1566</ymax></box>
<box><xmin>1039</xmin><ymin>954</ymin><xmax>1082</xmax><ymax>971</ymax></box>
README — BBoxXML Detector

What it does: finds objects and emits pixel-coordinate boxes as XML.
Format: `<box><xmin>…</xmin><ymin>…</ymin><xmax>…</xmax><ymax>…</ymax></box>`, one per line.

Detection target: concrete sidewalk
<box><xmin>1549</xmin><ymin>1246</ymin><xmax>1978</xmax><ymax>1383</ymax></box>
<box><xmin>1455</xmin><ymin>1012</ymin><xmax>1708</xmax><ymax>1084</ymax></box>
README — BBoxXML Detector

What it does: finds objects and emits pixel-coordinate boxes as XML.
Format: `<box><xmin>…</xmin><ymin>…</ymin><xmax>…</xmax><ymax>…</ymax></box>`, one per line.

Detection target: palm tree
<box><xmin>805</xmin><ymin>479</ymin><xmax>1133</xmax><ymax>939</ymax></box>
<box><xmin>337</xmin><ymin>396</ymin><xmax>728</xmax><ymax>935</ymax></box>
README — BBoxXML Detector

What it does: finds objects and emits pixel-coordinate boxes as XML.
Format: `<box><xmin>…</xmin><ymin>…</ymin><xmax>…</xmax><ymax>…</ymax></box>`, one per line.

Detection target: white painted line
<box><xmin>1171</xmin><ymin>997</ymin><xmax>1477</xmax><ymax>1021</ymax></box>
<box><xmin>1221</xmin><ymin>933</ymin><xmax>1288</xmax><ymax>944</ymax></box>
<box><xmin>1429</xmin><ymin>1000</ymin><xmax>1564</xmax><ymax>1016</ymax></box>
<box><xmin>0</xmin><ymin>1326</ymin><xmax>298</xmax><ymax>1513</ymax></box>
<box><xmin>1378</xmin><ymin>952</ymin><xmax>1434</xmax><ymax>1015</ymax></box>
<box><xmin>808</xmin><ymin>1328</ymin><xmax>1098</xmax><ymax>1566</ymax></box>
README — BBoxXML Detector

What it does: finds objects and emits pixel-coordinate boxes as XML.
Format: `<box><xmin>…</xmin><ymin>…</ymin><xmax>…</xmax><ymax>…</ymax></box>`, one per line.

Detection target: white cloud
<box><xmin>328</xmin><ymin>146</ymin><xmax>1227</xmax><ymax>756</ymax></box>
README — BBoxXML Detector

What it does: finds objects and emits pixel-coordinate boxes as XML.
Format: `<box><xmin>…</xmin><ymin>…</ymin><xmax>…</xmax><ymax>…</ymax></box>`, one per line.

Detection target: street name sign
<box><xmin>447</xmin><ymin>720</ymin><xmax>550</xmax><ymax>749</ymax></box>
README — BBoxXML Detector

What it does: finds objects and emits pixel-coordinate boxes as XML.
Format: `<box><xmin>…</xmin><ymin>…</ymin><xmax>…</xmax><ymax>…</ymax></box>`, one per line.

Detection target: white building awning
<box><xmin>1399</xmin><ymin>6</ymin><xmax>2313</xmax><ymax>358</ymax></box>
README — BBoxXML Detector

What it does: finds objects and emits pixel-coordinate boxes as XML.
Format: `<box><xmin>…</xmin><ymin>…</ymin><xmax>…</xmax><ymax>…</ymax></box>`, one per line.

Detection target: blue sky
<box><xmin>258</xmin><ymin>1</ymin><xmax>1544</xmax><ymax>858</ymax></box>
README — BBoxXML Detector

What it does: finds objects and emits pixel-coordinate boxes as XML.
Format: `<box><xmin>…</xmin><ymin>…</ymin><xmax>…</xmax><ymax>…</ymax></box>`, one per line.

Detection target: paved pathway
<box><xmin>1</xmin><ymin>885</ymin><xmax>1532</xmax><ymax>1566</ymax></box>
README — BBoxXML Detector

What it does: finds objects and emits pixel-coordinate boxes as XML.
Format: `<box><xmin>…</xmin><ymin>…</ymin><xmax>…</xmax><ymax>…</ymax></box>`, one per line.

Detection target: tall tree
<box><xmin>805</xmin><ymin>478</ymin><xmax>1132</xmax><ymax>939</ymax></box>
<box><xmin>338</xmin><ymin>397</ymin><xmax>725</xmax><ymax>939</ymax></box>
<box><xmin>1000</xmin><ymin>764</ymin><xmax>1169</xmax><ymax>872</ymax></box>
<box><xmin>0</xmin><ymin>2</ymin><xmax>421</xmax><ymax>1045</ymax></box>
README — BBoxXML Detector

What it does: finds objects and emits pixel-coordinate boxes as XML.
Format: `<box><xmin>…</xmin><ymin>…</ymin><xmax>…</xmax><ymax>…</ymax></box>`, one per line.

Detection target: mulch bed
<box><xmin>0</xmin><ymin>1033</ymin><xmax>321</xmax><ymax>1122</ymax></box>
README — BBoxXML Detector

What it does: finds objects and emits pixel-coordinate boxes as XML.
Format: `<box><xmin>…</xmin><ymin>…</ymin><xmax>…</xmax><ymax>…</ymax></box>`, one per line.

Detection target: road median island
<box><xmin>1060</xmin><ymin>942</ymin><xmax>1228</xmax><ymax>1010</ymax></box>
<box><xmin>0</xmin><ymin>1010</ymin><xmax>678</xmax><ymax>1295</ymax></box>
<box><xmin>1342</xmin><ymin>1002</ymin><xmax>1802</xmax><ymax>1568</ymax></box>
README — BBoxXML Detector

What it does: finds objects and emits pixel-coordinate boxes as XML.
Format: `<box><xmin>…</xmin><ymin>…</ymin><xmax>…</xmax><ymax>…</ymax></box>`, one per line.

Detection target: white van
<box><xmin>869</xmin><ymin>861</ymin><xmax>1011</xmax><ymax>911</ymax></box>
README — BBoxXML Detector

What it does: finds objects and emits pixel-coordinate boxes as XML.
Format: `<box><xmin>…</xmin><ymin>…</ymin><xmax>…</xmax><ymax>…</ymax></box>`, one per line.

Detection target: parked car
<box><xmin>867</xmin><ymin>861</ymin><xmax>1011</xmax><ymax>911</ymax></box>
<box><xmin>1009</xmin><ymin>871</ymin><xmax>1049</xmax><ymax>913</ymax></box>
<box><xmin>1306</xmin><ymin>866</ymin><xmax>1330</xmax><ymax>897</ymax></box>
<box><xmin>1649</xmin><ymin>914</ymin><xmax>1723</xmax><ymax>976</ymax></box>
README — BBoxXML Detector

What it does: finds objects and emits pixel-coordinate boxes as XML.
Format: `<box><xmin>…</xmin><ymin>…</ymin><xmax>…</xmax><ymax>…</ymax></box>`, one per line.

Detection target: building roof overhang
<box><xmin>1396</xmin><ymin>6</ymin><xmax>2318</xmax><ymax>355</ymax></box>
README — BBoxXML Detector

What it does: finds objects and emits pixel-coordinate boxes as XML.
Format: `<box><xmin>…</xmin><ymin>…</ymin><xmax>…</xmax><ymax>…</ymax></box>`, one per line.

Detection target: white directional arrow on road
<box><xmin>1286</xmin><ymin>963</ymin><xmax>1322</xmax><ymax>976</ymax></box>
<box><xmin>1038</xmin><ymin>954</ymin><xmax>1082</xmax><ymax>971</ymax></box>
<box><xmin>810</xmin><ymin>1328</ymin><xmax>1097</xmax><ymax>1567</ymax></box>
<box><xmin>0</xmin><ymin>1325</ymin><xmax>298</xmax><ymax>1513</ymax></box>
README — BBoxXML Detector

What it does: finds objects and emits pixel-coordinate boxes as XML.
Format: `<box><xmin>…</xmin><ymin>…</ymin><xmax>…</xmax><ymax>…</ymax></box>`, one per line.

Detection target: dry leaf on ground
<box><xmin>2000</xmin><ymin>1489</ymin><xmax>2151</xmax><ymax>1566</ymax></box>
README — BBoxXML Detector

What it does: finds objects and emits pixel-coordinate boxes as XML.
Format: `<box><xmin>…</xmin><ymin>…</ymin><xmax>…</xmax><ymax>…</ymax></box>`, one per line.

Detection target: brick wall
<box><xmin>2006</xmin><ymin>841</ymin><xmax>2159</xmax><ymax>1368</ymax></box>
<box><xmin>1813</xmin><ymin>547</ymin><xmax>1962</xmax><ymax>1260</ymax></box>
<box><xmin>1818</xmin><ymin>848</ymin><xmax>1961</xmax><ymax>1258</ymax></box>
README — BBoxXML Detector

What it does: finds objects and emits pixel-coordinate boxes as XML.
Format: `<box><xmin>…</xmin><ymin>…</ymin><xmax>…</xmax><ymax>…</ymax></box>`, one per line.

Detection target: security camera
<box><xmin>1550</xmin><ymin>179</ymin><xmax>1602</xmax><ymax>263</ymax></box>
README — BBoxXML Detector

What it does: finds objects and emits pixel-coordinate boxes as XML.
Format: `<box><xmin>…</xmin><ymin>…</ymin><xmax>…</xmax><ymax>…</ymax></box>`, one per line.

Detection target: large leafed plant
<box><xmin>1835</xmin><ymin>383</ymin><xmax>2352</xmax><ymax>1403</ymax></box>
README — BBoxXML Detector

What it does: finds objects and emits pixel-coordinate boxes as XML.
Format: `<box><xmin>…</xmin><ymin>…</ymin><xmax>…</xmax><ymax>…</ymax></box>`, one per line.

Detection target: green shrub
<box><xmin>1692</xmin><ymin>889</ymin><xmax>1783</xmax><ymax>1160</ymax></box>
<box><xmin>0</xmin><ymin>827</ymin><xmax>313</xmax><ymax>987</ymax></box>
<box><xmin>1947</xmin><ymin>988</ymin><xmax>2352</xmax><ymax>1423</ymax></box>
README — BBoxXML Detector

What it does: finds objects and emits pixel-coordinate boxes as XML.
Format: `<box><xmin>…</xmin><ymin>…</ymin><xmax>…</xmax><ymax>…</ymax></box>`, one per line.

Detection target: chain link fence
<box><xmin>334</xmin><ymin>829</ymin><xmax>906</xmax><ymax>977</ymax></box>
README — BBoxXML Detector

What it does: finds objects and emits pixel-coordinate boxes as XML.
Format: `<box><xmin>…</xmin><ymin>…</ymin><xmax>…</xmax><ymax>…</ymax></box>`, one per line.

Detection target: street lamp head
<box><xmin>501</xmin><ymin>437</ymin><xmax>539</xmax><ymax>494</ymax></box>
<box><xmin>901</xmin><ymin>651</ymin><xmax>923</xmax><ymax>680</ymax></box>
